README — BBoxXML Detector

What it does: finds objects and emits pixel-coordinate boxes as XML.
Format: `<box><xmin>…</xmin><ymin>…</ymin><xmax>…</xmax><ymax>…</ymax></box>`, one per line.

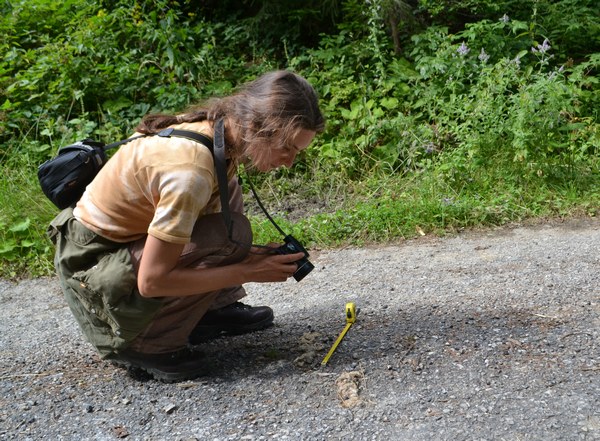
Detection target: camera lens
<box><xmin>293</xmin><ymin>258</ymin><xmax>314</xmax><ymax>282</ymax></box>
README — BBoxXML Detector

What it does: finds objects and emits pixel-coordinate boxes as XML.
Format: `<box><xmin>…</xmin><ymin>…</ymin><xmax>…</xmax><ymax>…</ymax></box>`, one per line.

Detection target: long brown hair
<box><xmin>136</xmin><ymin>70</ymin><xmax>324</xmax><ymax>161</ymax></box>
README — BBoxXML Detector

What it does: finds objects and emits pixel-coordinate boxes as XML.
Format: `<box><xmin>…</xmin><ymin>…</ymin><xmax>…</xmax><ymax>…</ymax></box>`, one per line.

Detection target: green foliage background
<box><xmin>1</xmin><ymin>0</ymin><xmax>598</xmax><ymax>278</ymax></box>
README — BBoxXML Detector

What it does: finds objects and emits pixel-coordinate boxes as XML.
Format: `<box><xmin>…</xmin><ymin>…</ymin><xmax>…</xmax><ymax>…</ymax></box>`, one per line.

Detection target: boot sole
<box><xmin>109</xmin><ymin>358</ymin><xmax>209</xmax><ymax>383</ymax></box>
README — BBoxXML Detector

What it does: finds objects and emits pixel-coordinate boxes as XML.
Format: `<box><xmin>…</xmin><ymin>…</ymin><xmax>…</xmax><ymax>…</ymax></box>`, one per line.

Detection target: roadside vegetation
<box><xmin>1</xmin><ymin>0</ymin><xmax>598</xmax><ymax>278</ymax></box>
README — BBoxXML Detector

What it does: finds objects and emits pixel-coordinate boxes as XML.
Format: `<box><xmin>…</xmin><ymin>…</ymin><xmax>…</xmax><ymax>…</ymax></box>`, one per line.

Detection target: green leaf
<box><xmin>381</xmin><ymin>97</ymin><xmax>399</xmax><ymax>110</ymax></box>
<box><xmin>0</xmin><ymin>241</ymin><xmax>17</xmax><ymax>254</ymax></box>
<box><xmin>31</xmin><ymin>144</ymin><xmax>52</xmax><ymax>153</ymax></box>
<box><xmin>103</xmin><ymin>97</ymin><xmax>133</xmax><ymax>112</ymax></box>
<box><xmin>9</xmin><ymin>218</ymin><xmax>31</xmax><ymax>233</ymax></box>
<box><xmin>516</xmin><ymin>50</ymin><xmax>528</xmax><ymax>60</ymax></box>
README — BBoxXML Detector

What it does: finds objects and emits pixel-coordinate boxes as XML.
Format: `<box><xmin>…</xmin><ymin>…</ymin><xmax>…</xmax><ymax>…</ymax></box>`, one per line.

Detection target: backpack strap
<box><xmin>102</xmin><ymin>128</ymin><xmax>214</xmax><ymax>151</ymax></box>
<box><xmin>156</xmin><ymin>128</ymin><xmax>214</xmax><ymax>151</ymax></box>
<box><xmin>213</xmin><ymin>119</ymin><xmax>233</xmax><ymax>239</ymax></box>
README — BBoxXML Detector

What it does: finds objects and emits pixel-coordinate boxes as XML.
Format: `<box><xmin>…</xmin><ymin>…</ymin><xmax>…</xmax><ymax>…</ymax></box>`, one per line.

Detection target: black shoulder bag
<box><xmin>37</xmin><ymin>128</ymin><xmax>213</xmax><ymax>210</ymax></box>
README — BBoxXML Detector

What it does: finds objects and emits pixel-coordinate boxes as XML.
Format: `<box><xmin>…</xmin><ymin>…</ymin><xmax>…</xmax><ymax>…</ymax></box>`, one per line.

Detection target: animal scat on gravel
<box><xmin>335</xmin><ymin>370</ymin><xmax>364</xmax><ymax>408</ymax></box>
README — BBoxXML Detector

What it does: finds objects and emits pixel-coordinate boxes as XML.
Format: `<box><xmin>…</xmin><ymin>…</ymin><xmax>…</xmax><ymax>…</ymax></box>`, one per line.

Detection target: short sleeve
<box><xmin>147</xmin><ymin>167</ymin><xmax>214</xmax><ymax>243</ymax></box>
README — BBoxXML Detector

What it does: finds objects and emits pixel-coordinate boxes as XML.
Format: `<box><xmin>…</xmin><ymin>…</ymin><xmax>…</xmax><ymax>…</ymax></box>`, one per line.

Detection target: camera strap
<box><xmin>243</xmin><ymin>173</ymin><xmax>287</xmax><ymax>237</ymax></box>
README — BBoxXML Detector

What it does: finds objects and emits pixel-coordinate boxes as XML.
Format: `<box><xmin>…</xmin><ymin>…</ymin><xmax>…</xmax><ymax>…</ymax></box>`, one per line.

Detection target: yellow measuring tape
<box><xmin>321</xmin><ymin>302</ymin><xmax>357</xmax><ymax>366</ymax></box>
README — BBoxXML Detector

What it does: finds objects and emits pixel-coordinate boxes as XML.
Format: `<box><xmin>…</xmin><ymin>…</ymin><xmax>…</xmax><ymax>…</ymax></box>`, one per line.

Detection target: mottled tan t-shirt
<box><xmin>74</xmin><ymin>121</ymin><xmax>227</xmax><ymax>244</ymax></box>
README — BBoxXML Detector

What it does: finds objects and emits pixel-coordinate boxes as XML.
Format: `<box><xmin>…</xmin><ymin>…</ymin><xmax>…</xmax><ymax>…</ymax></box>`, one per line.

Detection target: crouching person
<box><xmin>48</xmin><ymin>71</ymin><xmax>324</xmax><ymax>382</ymax></box>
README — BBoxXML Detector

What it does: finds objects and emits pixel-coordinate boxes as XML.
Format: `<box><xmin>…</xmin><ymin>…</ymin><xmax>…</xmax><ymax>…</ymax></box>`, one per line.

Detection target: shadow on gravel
<box><xmin>95</xmin><ymin>300</ymin><xmax>586</xmax><ymax>384</ymax></box>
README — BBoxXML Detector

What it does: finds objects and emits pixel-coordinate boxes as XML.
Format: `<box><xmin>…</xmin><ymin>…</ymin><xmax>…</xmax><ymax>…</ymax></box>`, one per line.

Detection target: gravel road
<box><xmin>1</xmin><ymin>218</ymin><xmax>599</xmax><ymax>441</ymax></box>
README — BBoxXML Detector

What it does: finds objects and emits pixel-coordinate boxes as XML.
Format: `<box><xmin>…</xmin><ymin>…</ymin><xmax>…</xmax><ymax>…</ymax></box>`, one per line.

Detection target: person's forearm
<box><xmin>138</xmin><ymin>263</ymin><xmax>249</xmax><ymax>298</ymax></box>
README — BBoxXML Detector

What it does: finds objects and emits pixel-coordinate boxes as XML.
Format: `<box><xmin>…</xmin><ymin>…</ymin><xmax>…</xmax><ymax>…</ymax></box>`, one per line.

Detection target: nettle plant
<box><xmin>408</xmin><ymin>14</ymin><xmax>597</xmax><ymax>183</ymax></box>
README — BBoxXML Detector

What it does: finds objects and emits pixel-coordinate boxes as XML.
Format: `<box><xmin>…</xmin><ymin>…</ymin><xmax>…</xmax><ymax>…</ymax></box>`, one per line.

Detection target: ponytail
<box><xmin>135</xmin><ymin>110</ymin><xmax>210</xmax><ymax>134</ymax></box>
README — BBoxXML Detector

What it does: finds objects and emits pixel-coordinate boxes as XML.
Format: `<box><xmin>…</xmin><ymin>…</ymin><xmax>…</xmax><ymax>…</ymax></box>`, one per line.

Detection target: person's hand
<box><xmin>241</xmin><ymin>246</ymin><xmax>304</xmax><ymax>283</ymax></box>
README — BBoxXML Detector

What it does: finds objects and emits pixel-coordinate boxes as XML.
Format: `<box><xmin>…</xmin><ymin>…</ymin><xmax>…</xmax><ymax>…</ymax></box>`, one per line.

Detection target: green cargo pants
<box><xmin>49</xmin><ymin>207</ymin><xmax>161</xmax><ymax>357</ymax></box>
<box><xmin>49</xmin><ymin>200</ymin><xmax>252</xmax><ymax>357</ymax></box>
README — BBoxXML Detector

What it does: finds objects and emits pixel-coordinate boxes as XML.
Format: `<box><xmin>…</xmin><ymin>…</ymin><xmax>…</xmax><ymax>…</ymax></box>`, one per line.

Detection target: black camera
<box><xmin>275</xmin><ymin>235</ymin><xmax>314</xmax><ymax>282</ymax></box>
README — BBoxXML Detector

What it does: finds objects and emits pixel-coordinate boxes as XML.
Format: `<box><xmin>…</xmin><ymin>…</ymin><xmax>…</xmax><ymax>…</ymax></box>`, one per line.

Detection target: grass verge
<box><xmin>251</xmin><ymin>163</ymin><xmax>600</xmax><ymax>248</ymax></box>
<box><xmin>1</xmin><ymin>159</ymin><xmax>598</xmax><ymax>280</ymax></box>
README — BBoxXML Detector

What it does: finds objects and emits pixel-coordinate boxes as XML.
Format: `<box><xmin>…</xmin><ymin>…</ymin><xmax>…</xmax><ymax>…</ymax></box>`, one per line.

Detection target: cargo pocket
<box><xmin>66</xmin><ymin>246</ymin><xmax>163</xmax><ymax>345</ymax></box>
<box><xmin>65</xmin><ymin>217</ymin><xmax>97</xmax><ymax>247</ymax></box>
<box><xmin>47</xmin><ymin>207</ymin><xmax>75</xmax><ymax>245</ymax></box>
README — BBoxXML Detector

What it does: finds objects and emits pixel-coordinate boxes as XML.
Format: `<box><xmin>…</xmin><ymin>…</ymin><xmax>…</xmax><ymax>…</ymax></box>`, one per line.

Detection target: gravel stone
<box><xmin>0</xmin><ymin>218</ymin><xmax>599</xmax><ymax>440</ymax></box>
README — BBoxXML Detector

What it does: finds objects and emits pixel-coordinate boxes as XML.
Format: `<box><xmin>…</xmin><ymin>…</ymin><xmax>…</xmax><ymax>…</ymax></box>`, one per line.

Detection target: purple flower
<box><xmin>457</xmin><ymin>42</ymin><xmax>470</xmax><ymax>56</ymax></box>
<box><xmin>532</xmin><ymin>38</ymin><xmax>551</xmax><ymax>54</ymax></box>
<box><xmin>423</xmin><ymin>142</ymin><xmax>435</xmax><ymax>154</ymax></box>
<box><xmin>549</xmin><ymin>65</ymin><xmax>565</xmax><ymax>80</ymax></box>
<box><xmin>478</xmin><ymin>48</ymin><xmax>490</xmax><ymax>63</ymax></box>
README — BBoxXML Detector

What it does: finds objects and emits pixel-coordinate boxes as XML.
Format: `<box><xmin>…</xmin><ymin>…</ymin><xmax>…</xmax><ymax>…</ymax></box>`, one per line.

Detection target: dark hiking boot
<box><xmin>107</xmin><ymin>347</ymin><xmax>209</xmax><ymax>382</ymax></box>
<box><xmin>189</xmin><ymin>302</ymin><xmax>274</xmax><ymax>344</ymax></box>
